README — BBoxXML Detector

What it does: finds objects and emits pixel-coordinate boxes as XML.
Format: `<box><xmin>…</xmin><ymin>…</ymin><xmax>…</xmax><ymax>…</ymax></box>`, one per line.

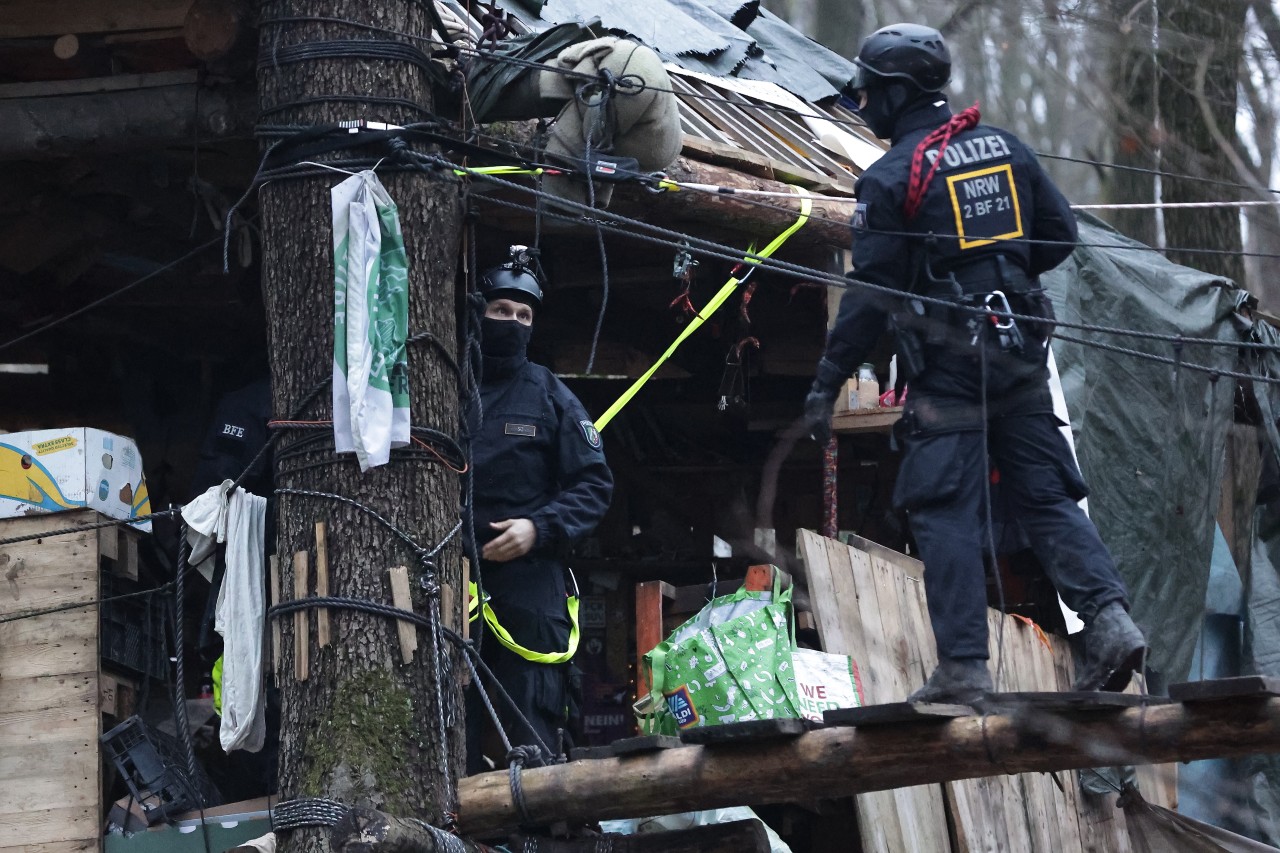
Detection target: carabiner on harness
<box><xmin>983</xmin><ymin>291</ymin><xmax>1016</xmax><ymax>330</ymax></box>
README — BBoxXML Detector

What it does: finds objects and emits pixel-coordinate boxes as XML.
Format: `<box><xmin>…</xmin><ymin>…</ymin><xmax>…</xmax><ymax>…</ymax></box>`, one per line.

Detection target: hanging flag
<box><xmin>331</xmin><ymin>171</ymin><xmax>410</xmax><ymax>472</ymax></box>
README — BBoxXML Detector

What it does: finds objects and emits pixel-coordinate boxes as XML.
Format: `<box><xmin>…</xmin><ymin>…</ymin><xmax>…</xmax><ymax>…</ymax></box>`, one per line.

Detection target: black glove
<box><xmin>803</xmin><ymin>387</ymin><xmax>838</xmax><ymax>445</ymax></box>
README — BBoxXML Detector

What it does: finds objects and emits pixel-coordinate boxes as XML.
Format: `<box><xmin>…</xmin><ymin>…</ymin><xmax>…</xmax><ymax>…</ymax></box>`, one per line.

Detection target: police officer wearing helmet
<box><xmin>803</xmin><ymin>24</ymin><xmax>1145</xmax><ymax>703</ymax></box>
<box><xmin>464</xmin><ymin>248</ymin><xmax>613</xmax><ymax>772</ymax></box>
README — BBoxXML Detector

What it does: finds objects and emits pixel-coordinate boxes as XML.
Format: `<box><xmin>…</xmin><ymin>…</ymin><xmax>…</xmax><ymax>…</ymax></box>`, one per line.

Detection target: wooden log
<box><xmin>331</xmin><ymin>807</ymin><xmax>769</xmax><ymax>852</ymax></box>
<box><xmin>53</xmin><ymin>34</ymin><xmax>79</xmax><ymax>60</ymax></box>
<box><xmin>0</xmin><ymin>77</ymin><xmax>255</xmax><ymax>160</ymax></box>
<box><xmin>0</xmin><ymin>0</ymin><xmax>192</xmax><ymax>38</ymax></box>
<box><xmin>457</xmin><ymin>697</ymin><xmax>1280</xmax><ymax>836</ymax></box>
<box><xmin>184</xmin><ymin>0</ymin><xmax>245</xmax><ymax>60</ymax></box>
<box><xmin>610</xmin><ymin>154</ymin><xmax>853</xmax><ymax>249</ymax></box>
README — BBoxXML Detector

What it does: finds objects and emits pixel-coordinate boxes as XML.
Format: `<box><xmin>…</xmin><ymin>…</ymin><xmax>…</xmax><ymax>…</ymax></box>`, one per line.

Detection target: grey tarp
<box><xmin>1122</xmin><ymin>784</ymin><xmax>1280</xmax><ymax>852</ymax></box>
<box><xmin>510</xmin><ymin>0</ymin><xmax>858</xmax><ymax>103</ymax></box>
<box><xmin>1043</xmin><ymin>214</ymin><xmax>1242</xmax><ymax>683</ymax></box>
<box><xmin>1242</xmin><ymin>319</ymin><xmax>1280</xmax><ymax>845</ymax></box>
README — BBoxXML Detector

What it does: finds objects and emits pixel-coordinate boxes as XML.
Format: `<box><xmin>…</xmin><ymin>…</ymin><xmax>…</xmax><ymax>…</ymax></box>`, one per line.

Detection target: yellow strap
<box><xmin>212</xmin><ymin>655</ymin><xmax>223</xmax><ymax>716</ymax></box>
<box><xmin>468</xmin><ymin>582</ymin><xmax>581</xmax><ymax>665</ymax></box>
<box><xmin>593</xmin><ymin>187</ymin><xmax>812</xmax><ymax>431</ymax></box>
<box><xmin>450</xmin><ymin>163</ymin><xmax>540</xmax><ymax>175</ymax></box>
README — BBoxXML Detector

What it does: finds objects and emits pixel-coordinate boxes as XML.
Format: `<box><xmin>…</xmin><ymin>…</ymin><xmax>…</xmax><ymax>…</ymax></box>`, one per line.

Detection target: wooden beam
<box><xmin>0</xmin><ymin>70</ymin><xmax>198</xmax><ymax>100</ymax></box>
<box><xmin>0</xmin><ymin>0</ymin><xmax>193</xmax><ymax>38</ymax></box>
<box><xmin>0</xmin><ymin>78</ymin><xmax>255</xmax><ymax>159</ymax></box>
<box><xmin>611</xmin><ymin>155</ymin><xmax>853</xmax><ymax>249</ymax></box>
<box><xmin>478</xmin><ymin>119</ymin><xmax>853</xmax><ymax>249</ymax></box>
<box><xmin>634</xmin><ymin>580</ymin><xmax>675</xmax><ymax>697</ymax></box>
<box><xmin>456</xmin><ymin>697</ymin><xmax>1280</xmax><ymax>836</ymax></box>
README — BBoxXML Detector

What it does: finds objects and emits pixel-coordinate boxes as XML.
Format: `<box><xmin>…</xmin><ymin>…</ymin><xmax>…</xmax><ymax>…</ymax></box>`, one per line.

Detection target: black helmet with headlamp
<box><xmin>480</xmin><ymin>245</ymin><xmax>544</xmax><ymax>308</ymax></box>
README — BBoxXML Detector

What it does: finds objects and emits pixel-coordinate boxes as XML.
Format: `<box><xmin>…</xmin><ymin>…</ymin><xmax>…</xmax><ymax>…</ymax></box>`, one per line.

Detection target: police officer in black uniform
<box><xmin>803</xmin><ymin>24</ymin><xmax>1146</xmax><ymax>703</ymax></box>
<box><xmin>465</xmin><ymin>250</ymin><xmax>613</xmax><ymax>772</ymax></box>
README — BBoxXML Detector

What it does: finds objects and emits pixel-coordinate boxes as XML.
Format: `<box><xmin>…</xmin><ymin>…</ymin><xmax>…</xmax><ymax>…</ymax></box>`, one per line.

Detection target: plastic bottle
<box><xmin>856</xmin><ymin>364</ymin><xmax>879</xmax><ymax>409</ymax></box>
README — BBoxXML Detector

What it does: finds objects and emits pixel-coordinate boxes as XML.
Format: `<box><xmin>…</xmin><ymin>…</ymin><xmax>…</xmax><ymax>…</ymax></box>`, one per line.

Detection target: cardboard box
<box><xmin>832</xmin><ymin>378</ymin><xmax>858</xmax><ymax>413</ymax></box>
<box><xmin>0</xmin><ymin>428</ymin><xmax>151</xmax><ymax>527</ymax></box>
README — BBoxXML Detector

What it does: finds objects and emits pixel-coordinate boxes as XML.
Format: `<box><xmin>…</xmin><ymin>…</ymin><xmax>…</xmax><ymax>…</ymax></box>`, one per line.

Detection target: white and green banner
<box><xmin>331</xmin><ymin>171</ymin><xmax>410</xmax><ymax>472</ymax></box>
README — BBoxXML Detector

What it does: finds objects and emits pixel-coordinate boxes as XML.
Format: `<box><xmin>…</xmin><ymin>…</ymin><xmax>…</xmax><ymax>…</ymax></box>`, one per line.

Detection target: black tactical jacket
<box><xmin>818</xmin><ymin>98</ymin><xmax>1078</xmax><ymax>411</ymax></box>
<box><xmin>468</xmin><ymin>357</ymin><xmax>613</xmax><ymax>558</ymax></box>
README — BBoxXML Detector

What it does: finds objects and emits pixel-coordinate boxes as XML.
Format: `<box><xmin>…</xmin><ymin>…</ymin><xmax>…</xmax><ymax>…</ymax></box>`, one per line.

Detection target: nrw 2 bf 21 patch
<box><xmin>579</xmin><ymin>419</ymin><xmax>602</xmax><ymax>449</ymax></box>
<box><xmin>945</xmin><ymin>163</ymin><xmax>1023</xmax><ymax>250</ymax></box>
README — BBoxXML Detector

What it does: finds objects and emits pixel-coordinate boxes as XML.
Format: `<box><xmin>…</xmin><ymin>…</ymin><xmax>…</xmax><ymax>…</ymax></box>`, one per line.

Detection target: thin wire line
<box><xmin>0</xmin><ymin>235</ymin><xmax>225</xmax><ymax>353</ymax></box>
<box><xmin>252</xmin><ymin>10</ymin><xmax>1280</xmax><ymax>200</ymax></box>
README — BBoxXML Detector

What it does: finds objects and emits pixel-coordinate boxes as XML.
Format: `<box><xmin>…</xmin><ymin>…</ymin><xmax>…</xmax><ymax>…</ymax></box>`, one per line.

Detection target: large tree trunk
<box><xmin>1157</xmin><ymin>0</ymin><xmax>1248</xmax><ymax>285</ymax></box>
<box><xmin>1103</xmin><ymin>0</ymin><xmax>1159</xmax><ymax>247</ymax></box>
<box><xmin>256</xmin><ymin>3</ymin><xmax>465</xmax><ymax>851</ymax></box>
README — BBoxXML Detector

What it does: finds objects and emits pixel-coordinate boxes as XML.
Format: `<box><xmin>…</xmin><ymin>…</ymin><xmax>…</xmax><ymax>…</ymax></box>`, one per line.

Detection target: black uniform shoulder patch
<box><xmin>579</xmin><ymin>419</ymin><xmax>602</xmax><ymax>449</ymax></box>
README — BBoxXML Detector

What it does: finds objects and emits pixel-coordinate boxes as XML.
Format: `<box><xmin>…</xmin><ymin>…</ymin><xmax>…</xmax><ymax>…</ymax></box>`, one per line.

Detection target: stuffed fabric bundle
<box><xmin>541</xmin><ymin>37</ymin><xmax>683</xmax><ymax>207</ymax></box>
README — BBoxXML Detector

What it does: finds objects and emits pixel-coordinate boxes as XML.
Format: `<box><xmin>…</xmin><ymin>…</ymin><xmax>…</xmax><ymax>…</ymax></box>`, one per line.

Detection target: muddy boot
<box><xmin>1073</xmin><ymin>602</ymin><xmax>1146</xmax><ymax>692</ymax></box>
<box><xmin>907</xmin><ymin>658</ymin><xmax>992</xmax><ymax>705</ymax></box>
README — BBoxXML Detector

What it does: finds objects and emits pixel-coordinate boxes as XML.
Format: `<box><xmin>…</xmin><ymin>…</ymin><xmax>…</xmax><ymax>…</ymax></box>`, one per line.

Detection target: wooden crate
<box><xmin>0</xmin><ymin>509</ymin><xmax>104</xmax><ymax>853</ymax></box>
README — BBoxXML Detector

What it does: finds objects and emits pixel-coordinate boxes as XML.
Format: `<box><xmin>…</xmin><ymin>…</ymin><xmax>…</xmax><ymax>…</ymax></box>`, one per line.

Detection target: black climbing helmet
<box><xmin>850</xmin><ymin>23</ymin><xmax>951</xmax><ymax>93</ymax></box>
<box><xmin>480</xmin><ymin>245</ymin><xmax>544</xmax><ymax>307</ymax></box>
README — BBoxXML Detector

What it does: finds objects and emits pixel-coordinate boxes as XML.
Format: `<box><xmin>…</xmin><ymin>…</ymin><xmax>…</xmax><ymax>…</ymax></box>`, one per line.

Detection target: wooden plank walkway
<box><xmin>795</xmin><ymin>529</ymin><xmax>1177</xmax><ymax>853</ymax></box>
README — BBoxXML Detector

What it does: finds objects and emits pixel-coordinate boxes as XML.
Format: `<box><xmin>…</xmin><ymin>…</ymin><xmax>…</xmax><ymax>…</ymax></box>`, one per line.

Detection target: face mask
<box><xmin>855</xmin><ymin>80</ymin><xmax>915</xmax><ymax>140</ymax></box>
<box><xmin>480</xmin><ymin>317</ymin><xmax>532</xmax><ymax>359</ymax></box>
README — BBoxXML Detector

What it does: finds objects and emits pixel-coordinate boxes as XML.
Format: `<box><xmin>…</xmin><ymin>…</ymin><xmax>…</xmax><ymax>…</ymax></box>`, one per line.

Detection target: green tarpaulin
<box><xmin>1044</xmin><ymin>215</ymin><xmax>1246</xmax><ymax>683</ymax></box>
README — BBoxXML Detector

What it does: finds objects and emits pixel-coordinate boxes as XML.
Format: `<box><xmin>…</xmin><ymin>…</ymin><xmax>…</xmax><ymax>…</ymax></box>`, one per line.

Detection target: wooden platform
<box><xmin>831</xmin><ymin>405</ymin><xmax>902</xmax><ymax>435</ymax></box>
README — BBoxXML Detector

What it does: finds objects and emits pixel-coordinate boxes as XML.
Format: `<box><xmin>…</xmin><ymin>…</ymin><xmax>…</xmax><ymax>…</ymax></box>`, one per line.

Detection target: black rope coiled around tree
<box><xmin>258</xmin><ymin>38</ymin><xmax>443</xmax><ymax>81</ymax></box>
<box><xmin>272</xmin><ymin>796</ymin><xmax>351</xmax><ymax>829</ymax></box>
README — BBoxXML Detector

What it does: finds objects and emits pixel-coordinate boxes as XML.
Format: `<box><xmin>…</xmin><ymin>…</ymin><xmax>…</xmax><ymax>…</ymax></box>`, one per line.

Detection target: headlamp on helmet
<box><xmin>480</xmin><ymin>245</ymin><xmax>545</xmax><ymax>308</ymax></box>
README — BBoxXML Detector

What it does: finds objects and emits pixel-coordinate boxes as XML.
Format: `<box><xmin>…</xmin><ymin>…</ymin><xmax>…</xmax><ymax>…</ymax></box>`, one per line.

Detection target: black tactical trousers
<box><xmin>465</xmin><ymin>557</ymin><xmax>572</xmax><ymax>774</ymax></box>
<box><xmin>893</xmin><ymin>411</ymin><xmax>1129</xmax><ymax>660</ymax></box>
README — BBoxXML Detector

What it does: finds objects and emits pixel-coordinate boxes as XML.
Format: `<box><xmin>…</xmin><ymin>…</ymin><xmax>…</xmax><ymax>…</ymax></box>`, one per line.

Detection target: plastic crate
<box><xmin>100</xmin><ymin>715</ymin><xmax>220</xmax><ymax>825</ymax></box>
<box><xmin>100</xmin><ymin>576</ymin><xmax>168</xmax><ymax>680</ymax></box>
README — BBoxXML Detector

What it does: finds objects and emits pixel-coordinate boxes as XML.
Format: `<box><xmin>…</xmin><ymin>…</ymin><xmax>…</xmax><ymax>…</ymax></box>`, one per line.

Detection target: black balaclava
<box><xmin>856</xmin><ymin>78</ymin><xmax>925</xmax><ymax>140</ymax></box>
<box><xmin>480</xmin><ymin>315</ymin><xmax>532</xmax><ymax>377</ymax></box>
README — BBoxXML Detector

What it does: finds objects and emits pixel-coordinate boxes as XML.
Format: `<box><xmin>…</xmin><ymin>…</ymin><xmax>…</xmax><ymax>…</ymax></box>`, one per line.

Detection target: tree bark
<box><xmin>333</xmin><ymin>808</ymin><xmax>770</xmax><ymax>853</ymax></box>
<box><xmin>256</xmin><ymin>3</ymin><xmax>464</xmax><ymax>852</ymax></box>
<box><xmin>1156</xmin><ymin>0</ymin><xmax>1248</xmax><ymax>285</ymax></box>
<box><xmin>457</xmin><ymin>698</ymin><xmax>1280</xmax><ymax>836</ymax></box>
<box><xmin>1103</xmin><ymin>0</ymin><xmax>1159</xmax><ymax>246</ymax></box>
<box><xmin>332</xmin><ymin>807</ymin><xmax>498</xmax><ymax>853</ymax></box>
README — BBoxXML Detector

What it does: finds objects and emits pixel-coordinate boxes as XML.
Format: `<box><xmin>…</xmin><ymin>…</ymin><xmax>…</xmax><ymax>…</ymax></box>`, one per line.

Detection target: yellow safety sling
<box><xmin>468</xmin><ymin>582</ymin><xmax>581</xmax><ymax>665</ymax></box>
<box><xmin>593</xmin><ymin>186</ymin><xmax>812</xmax><ymax>431</ymax></box>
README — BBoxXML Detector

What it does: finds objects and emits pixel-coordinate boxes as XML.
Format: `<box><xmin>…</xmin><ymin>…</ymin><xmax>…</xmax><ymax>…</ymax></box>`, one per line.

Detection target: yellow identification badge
<box><xmin>946</xmin><ymin>164</ymin><xmax>1023</xmax><ymax>250</ymax></box>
